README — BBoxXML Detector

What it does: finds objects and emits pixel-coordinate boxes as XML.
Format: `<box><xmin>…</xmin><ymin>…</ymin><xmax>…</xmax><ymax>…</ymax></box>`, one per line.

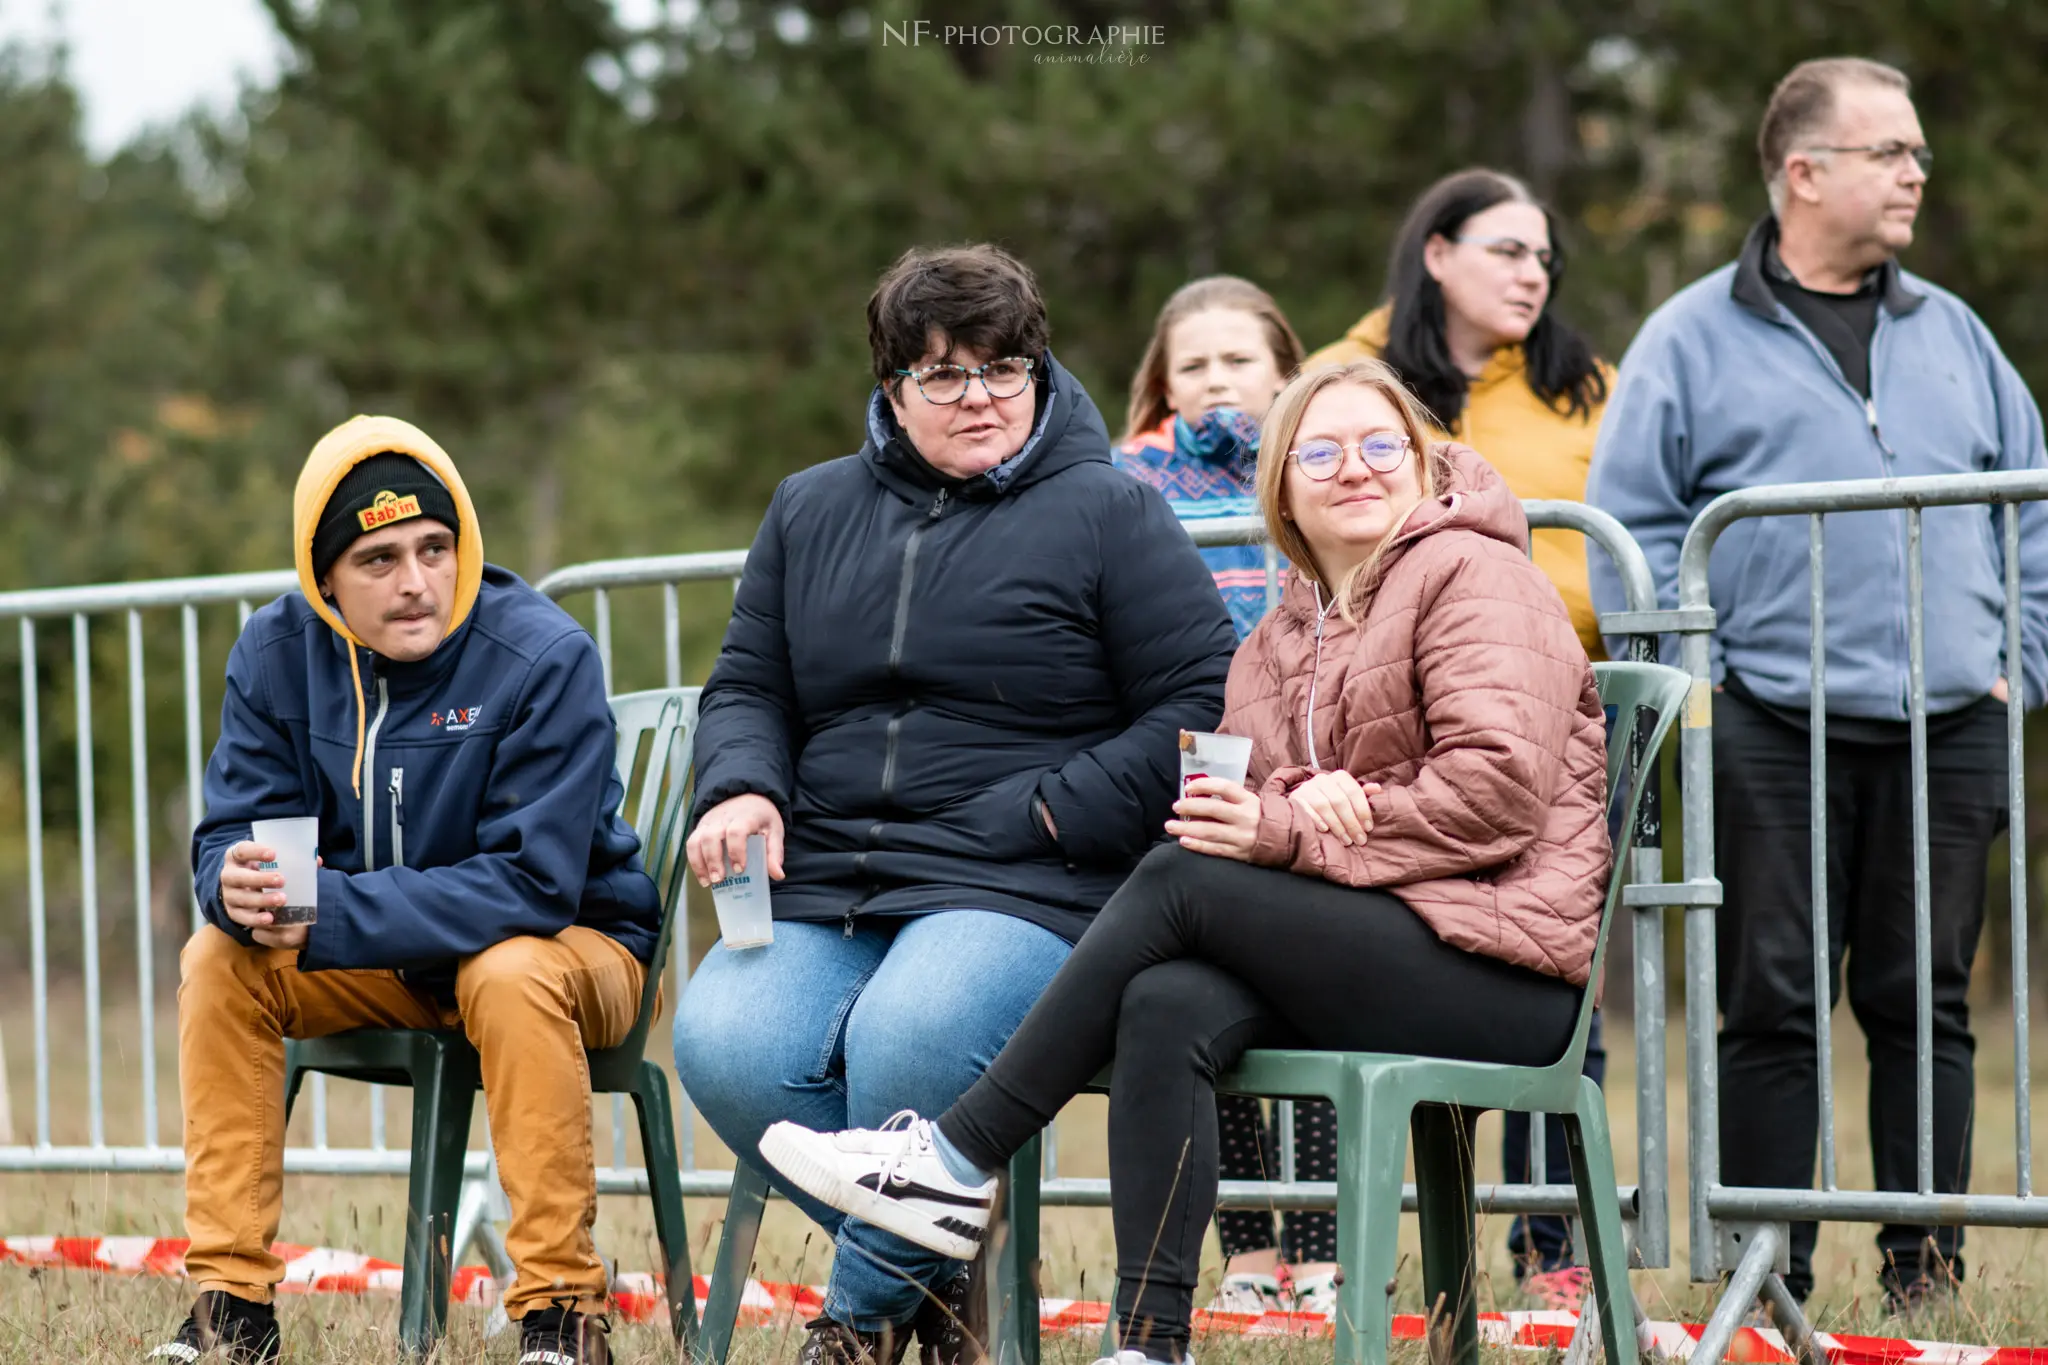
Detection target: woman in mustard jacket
<box><xmin>1307</xmin><ymin>167</ymin><xmax>1610</xmax><ymax>661</ymax></box>
<box><xmin>1307</xmin><ymin>166</ymin><xmax>1611</xmax><ymax>1307</ymax></box>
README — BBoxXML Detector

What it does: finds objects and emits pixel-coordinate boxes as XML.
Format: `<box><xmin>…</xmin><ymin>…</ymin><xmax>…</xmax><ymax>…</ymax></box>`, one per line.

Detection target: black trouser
<box><xmin>940</xmin><ymin>845</ymin><xmax>1581</xmax><ymax>1358</ymax></box>
<box><xmin>1714</xmin><ymin>690</ymin><xmax>2006</xmax><ymax>1301</ymax></box>
<box><xmin>1214</xmin><ymin>1095</ymin><xmax>1338</xmax><ymax>1265</ymax></box>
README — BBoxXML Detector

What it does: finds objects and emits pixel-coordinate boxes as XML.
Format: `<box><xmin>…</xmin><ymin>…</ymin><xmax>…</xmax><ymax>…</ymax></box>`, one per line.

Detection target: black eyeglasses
<box><xmin>894</xmin><ymin>357</ymin><xmax>1035</xmax><ymax>405</ymax></box>
<box><xmin>1290</xmin><ymin>433</ymin><xmax>1411</xmax><ymax>481</ymax></box>
<box><xmin>1804</xmin><ymin>141</ymin><xmax>1933</xmax><ymax>174</ymax></box>
<box><xmin>1457</xmin><ymin>234</ymin><xmax>1557</xmax><ymax>273</ymax></box>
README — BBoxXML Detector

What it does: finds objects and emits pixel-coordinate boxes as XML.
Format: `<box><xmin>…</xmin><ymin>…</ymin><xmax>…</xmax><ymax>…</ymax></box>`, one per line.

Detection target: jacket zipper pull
<box><xmin>928</xmin><ymin>488</ymin><xmax>949</xmax><ymax>520</ymax></box>
<box><xmin>1865</xmin><ymin>397</ymin><xmax>1896</xmax><ymax>458</ymax></box>
<box><xmin>842</xmin><ymin>907</ymin><xmax>857</xmax><ymax>939</ymax></box>
<box><xmin>388</xmin><ymin>766</ymin><xmax>405</xmax><ymax>867</ymax></box>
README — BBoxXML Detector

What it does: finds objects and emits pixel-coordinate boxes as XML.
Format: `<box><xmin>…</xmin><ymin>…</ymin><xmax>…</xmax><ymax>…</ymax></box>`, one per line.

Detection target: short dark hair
<box><xmin>1758</xmin><ymin>57</ymin><xmax>1911</xmax><ymax>210</ymax></box>
<box><xmin>867</xmin><ymin>244</ymin><xmax>1051</xmax><ymax>389</ymax></box>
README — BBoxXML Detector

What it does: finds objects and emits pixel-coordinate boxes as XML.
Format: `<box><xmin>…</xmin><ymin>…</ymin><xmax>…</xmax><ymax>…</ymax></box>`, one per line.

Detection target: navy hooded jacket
<box><xmin>192</xmin><ymin>566</ymin><xmax>662</xmax><ymax>997</ymax></box>
<box><xmin>689</xmin><ymin>354</ymin><xmax>1237</xmax><ymax>943</ymax></box>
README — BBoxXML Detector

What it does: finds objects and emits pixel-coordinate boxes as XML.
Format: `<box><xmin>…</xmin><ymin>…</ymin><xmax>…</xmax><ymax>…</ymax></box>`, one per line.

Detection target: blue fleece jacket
<box><xmin>191</xmin><ymin>566</ymin><xmax>660</xmax><ymax>994</ymax></box>
<box><xmin>1587</xmin><ymin>218</ymin><xmax>2048</xmax><ymax>716</ymax></box>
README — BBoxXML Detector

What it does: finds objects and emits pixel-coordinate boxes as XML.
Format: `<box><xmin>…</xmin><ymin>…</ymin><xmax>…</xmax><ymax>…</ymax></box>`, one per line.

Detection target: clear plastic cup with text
<box><xmin>710</xmin><ymin>833</ymin><xmax>775</xmax><ymax>949</ymax></box>
<box><xmin>250</xmin><ymin>816</ymin><xmax>320</xmax><ymax>926</ymax></box>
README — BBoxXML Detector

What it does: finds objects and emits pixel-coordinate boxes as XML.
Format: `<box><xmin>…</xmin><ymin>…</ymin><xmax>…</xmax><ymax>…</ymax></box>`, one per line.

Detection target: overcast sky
<box><xmin>0</xmin><ymin>0</ymin><xmax>669</xmax><ymax>156</ymax></box>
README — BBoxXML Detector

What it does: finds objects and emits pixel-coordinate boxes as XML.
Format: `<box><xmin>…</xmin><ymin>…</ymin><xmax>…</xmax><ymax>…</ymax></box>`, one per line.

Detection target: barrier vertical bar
<box><xmin>128</xmin><ymin>611</ymin><xmax>158</xmax><ymax>1148</ymax></box>
<box><xmin>182</xmin><ymin>605</ymin><xmax>204</xmax><ymax>932</ymax></box>
<box><xmin>1626</xmin><ymin>625</ymin><xmax>1670</xmax><ymax>1267</ymax></box>
<box><xmin>595</xmin><ymin>589</ymin><xmax>614</xmax><ymax>695</ymax></box>
<box><xmin>1809</xmin><ymin>517</ymin><xmax>1836</xmax><ymax>1191</ymax></box>
<box><xmin>1906</xmin><ymin>510</ymin><xmax>1933</xmax><ymax>1196</ymax></box>
<box><xmin>1682</xmin><ymin>613</ymin><xmax>1719</xmax><ymax>1279</ymax></box>
<box><xmin>23</xmin><ymin>618</ymin><xmax>51</xmax><ymax>1147</ymax></box>
<box><xmin>663</xmin><ymin>582</ymin><xmax>682</xmax><ymax>690</ymax></box>
<box><xmin>1279</xmin><ymin>1101</ymin><xmax>1297</xmax><ymax>1184</ymax></box>
<box><xmin>1264</xmin><ymin>544</ymin><xmax>1280</xmax><ymax>612</ymax></box>
<box><xmin>2005</xmin><ymin>503</ymin><xmax>2032</xmax><ymax>1198</ymax></box>
<box><xmin>371</xmin><ymin>1087</ymin><xmax>387</xmax><ymax>1150</ymax></box>
<box><xmin>236</xmin><ymin>601</ymin><xmax>251</xmax><ymax>631</ymax></box>
<box><xmin>74</xmin><ymin>613</ymin><xmax>105</xmax><ymax>1149</ymax></box>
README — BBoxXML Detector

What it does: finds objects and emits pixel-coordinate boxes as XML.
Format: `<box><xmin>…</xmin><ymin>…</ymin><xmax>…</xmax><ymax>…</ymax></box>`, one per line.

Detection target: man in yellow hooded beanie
<box><xmin>156</xmin><ymin>417</ymin><xmax>658</xmax><ymax>1365</ymax></box>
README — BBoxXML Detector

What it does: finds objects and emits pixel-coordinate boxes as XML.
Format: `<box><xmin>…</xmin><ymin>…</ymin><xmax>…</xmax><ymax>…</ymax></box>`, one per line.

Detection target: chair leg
<box><xmin>1411</xmin><ymin>1104</ymin><xmax>1480</xmax><ymax>1365</ymax></box>
<box><xmin>1334</xmin><ymin>1070</ymin><xmax>1410</xmax><ymax>1365</ymax></box>
<box><xmin>281</xmin><ymin>1041</ymin><xmax>308</xmax><ymax>1120</ymax></box>
<box><xmin>631</xmin><ymin>1061</ymin><xmax>701</xmax><ymax>1348</ymax></box>
<box><xmin>1564</xmin><ymin>1076</ymin><xmax>1637</xmax><ymax>1365</ymax></box>
<box><xmin>398</xmin><ymin>1040</ymin><xmax>479</xmax><ymax>1358</ymax></box>
<box><xmin>698</xmin><ymin>1160</ymin><xmax>772</xmax><ymax>1365</ymax></box>
<box><xmin>995</xmin><ymin>1136</ymin><xmax>1041</xmax><ymax>1365</ymax></box>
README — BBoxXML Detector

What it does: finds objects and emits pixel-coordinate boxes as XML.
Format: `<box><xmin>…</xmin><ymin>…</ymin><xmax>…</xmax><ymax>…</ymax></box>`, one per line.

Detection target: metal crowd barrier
<box><xmin>0</xmin><ymin>503</ymin><xmax>1674</xmax><ymax>1265</ymax></box>
<box><xmin>1660</xmin><ymin>470</ymin><xmax>2048</xmax><ymax>1365</ymax></box>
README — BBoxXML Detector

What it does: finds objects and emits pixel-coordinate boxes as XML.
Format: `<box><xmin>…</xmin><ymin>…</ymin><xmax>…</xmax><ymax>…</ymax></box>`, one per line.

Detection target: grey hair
<box><xmin>1758</xmin><ymin>57</ymin><xmax>1911</xmax><ymax>214</ymax></box>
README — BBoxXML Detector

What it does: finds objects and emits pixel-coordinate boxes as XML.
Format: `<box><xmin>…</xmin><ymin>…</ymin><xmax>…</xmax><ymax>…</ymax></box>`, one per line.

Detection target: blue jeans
<box><xmin>673</xmin><ymin>911</ymin><xmax>1070</xmax><ymax>1330</ymax></box>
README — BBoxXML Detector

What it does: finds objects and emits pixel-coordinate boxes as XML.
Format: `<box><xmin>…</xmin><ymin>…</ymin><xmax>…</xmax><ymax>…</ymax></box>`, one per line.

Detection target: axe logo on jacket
<box><xmin>430</xmin><ymin>704</ymin><xmax>483</xmax><ymax>732</ymax></box>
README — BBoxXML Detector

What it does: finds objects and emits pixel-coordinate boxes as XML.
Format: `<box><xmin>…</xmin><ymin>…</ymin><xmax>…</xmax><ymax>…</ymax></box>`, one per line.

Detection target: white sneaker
<box><xmin>1090</xmin><ymin>1351</ymin><xmax>1194</xmax><ymax>1365</ymax></box>
<box><xmin>758</xmin><ymin>1110</ymin><xmax>996</xmax><ymax>1260</ymax></box>
<box><xmin>1286</xmin><ymin>1271</ymin><xmax>1338</xmax><ymax>1316</ymax></box>
<box><xmin>1204</xmin><ymin>1272</ymin><xmax>1282</xmax><ymax>1314</ymax></box>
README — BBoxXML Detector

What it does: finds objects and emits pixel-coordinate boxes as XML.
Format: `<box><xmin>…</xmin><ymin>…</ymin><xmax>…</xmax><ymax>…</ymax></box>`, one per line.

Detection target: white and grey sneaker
<box><xmin>759</xmin><ymin>1110</ymin><xmax>996</xmax><ymax>1260</ymax></box>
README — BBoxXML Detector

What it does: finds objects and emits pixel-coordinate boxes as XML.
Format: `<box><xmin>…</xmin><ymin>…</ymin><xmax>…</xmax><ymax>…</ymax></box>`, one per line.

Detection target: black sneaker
<box><xmin>914</xmin><ymin>1262</ymin><xmax>985</xmax><ymax>1365</ymax></box>
<box><xmin>146</xmin><ymin>1291</ymin><xmax>281</xmax><ymax>1364</ymax></box>
<box><xmin>517</xmin><ymin>1302</ymin><xmax>612</xmax><ymax>1365</ymax></box>
<box><xmin>796</xmin><ymin>1314</ymin><xmax>914</xmax><ymax>1365</ymax></box>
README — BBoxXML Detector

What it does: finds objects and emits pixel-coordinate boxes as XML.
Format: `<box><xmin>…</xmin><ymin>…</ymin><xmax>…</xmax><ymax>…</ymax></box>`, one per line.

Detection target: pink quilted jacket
<box><xmin>1222</xmin><ymin>443</ymin><xmax>1611</xmax><ymax>985</ymax></box>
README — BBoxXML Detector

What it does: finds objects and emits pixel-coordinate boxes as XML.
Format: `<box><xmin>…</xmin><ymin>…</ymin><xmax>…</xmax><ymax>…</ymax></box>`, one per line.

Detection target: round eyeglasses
<box><xmin>1290</xmin><ymin>433</ymin><xmax>1412</xmax><ymax>481</ymax></box>
<box><xmin>894</xmin><ymin>356</ymin><xmax>1035</xmax><ymax>405</ymax></box>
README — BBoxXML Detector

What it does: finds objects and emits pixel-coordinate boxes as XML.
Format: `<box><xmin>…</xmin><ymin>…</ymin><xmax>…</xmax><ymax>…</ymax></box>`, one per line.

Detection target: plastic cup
<box><xmin>710</xmin><ymin>833</ymin><xmax>775</xmax><ymax>949</ymax></box>
<box><xmin>250</xmin><ymin>816</ymin><xmax>320</xmax><ymax>926</ymax></box>
<box><xmin>1179</xmin><ymin>730</ymin><xmax>1253</xmax><ymax>794</ymax></box>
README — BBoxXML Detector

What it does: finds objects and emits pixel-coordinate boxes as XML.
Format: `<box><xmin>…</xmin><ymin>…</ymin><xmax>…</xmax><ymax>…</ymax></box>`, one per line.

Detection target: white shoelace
<box><xmin>869</xmin><ymin>1109</ymin><xmax>929</xmax><ymax>1192</ymax></box>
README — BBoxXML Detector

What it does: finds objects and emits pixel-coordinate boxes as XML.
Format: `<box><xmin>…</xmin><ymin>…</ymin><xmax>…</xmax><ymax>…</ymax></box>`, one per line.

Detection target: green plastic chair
<box><xmin>281</xmin><ymin>686</ymin><xmax>702</xmax><ymax>1356</ymax></box>
<box><xmin>998</xmin><ymin>659</ymin><xmax>1687</xmax><ymax>1365</ymax></box>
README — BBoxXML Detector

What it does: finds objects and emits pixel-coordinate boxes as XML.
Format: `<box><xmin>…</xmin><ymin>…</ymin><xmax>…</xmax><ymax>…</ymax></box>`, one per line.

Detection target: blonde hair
<box><xmin>1256</xmin><ymin>360</ymin><xmax>1452</xmax><ymax>620</ymax></box>
<box><xmin>1122</xmin><ymin>275</ymin><xmax>1306</xmax><ymax>442</ymax></box>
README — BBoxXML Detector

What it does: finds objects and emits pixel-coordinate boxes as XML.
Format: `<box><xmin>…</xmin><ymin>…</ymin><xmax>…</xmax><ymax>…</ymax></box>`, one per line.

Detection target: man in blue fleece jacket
<box><xmin>1588</xmin><ymin>59</ymin><xmax>2048</xmax><ymax>1311</ymax></box>
<box><xmin>158</xmin><ymin>415</ymin><xmax>653</xmax><ymax>1365</ymax></box>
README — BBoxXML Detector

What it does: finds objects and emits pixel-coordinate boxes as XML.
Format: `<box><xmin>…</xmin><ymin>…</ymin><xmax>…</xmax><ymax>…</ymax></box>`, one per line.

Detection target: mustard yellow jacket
<box><xmin>1306</xmin><ymin>304</ymin><xmax>1609</xmax><ymax>659</ymax></box>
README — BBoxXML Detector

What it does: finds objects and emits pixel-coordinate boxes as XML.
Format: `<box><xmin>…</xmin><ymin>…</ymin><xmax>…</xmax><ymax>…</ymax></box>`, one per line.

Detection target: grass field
<box><xmin>3</xmin><ymin>982</ymin><xmax>2044</xmax><ymax>1361</ymax></box>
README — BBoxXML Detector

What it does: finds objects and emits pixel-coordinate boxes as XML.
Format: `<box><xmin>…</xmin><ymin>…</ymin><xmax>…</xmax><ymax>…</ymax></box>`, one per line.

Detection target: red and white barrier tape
<box><xmin>4</xmin><ymin>1236</ymin><xmax>2041</xmax><ymax>1365</ymax></box>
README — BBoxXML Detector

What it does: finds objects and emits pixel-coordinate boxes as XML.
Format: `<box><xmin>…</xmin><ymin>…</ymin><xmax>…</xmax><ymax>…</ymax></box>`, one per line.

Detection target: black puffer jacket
<box><xmin>691</xmin><ymin>355</ymin><xmax>1237</xmax><ymax>942</ymax></box>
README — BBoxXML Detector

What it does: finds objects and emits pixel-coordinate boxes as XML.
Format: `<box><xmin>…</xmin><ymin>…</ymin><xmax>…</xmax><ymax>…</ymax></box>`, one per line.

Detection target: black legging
<box><xmin>1215</xmin><ymin>1095</ymin><xmax>1337</xmax><ymax>1264</ymax></box>
<box><xmin>939</xmin><ymin>844</ymin><xmax>1582</xmax><ymax>1358</ymax></box>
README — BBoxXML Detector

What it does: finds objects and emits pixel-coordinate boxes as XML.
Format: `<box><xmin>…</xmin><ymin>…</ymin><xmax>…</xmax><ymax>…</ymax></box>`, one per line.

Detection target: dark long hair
<box><xmin>1379</xmin><ymin>169</ymin><xmax>1606</xmax><ymax>429</ymax></box>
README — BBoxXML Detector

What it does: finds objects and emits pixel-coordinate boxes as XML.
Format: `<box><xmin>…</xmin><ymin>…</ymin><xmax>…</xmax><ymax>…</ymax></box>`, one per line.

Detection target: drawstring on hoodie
<box><xmin>347</xmin><ymin>648</ymin><xmax>367</xmax><ymax>795</ymax></box>
<box><xmin>1310</xmin><ymin>581</ymin><xmax>1343</xmax><ymax>773</ymax></box>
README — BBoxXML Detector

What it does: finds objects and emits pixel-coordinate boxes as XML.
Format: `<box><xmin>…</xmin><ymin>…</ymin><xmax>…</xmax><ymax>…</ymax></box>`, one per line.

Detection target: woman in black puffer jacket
<box><xmin>673</xmin><ymin>243</ymin><xmax>1235</xmax><ymax>1365</ymax></box>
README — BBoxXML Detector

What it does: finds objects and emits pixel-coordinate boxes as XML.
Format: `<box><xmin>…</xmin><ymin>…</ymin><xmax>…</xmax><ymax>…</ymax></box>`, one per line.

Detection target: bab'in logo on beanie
<box><xmin>357</xmin><ymin>490</ymin><xmax>424</xmax><ymax>532</ymax></box>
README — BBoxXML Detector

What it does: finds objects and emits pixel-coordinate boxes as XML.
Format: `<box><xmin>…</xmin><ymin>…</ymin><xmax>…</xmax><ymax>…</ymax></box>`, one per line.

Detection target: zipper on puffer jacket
<box><xmin>859</xmin><ymin>487</ymin><xmax>950</xmax><ymax>936</ymax></box>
